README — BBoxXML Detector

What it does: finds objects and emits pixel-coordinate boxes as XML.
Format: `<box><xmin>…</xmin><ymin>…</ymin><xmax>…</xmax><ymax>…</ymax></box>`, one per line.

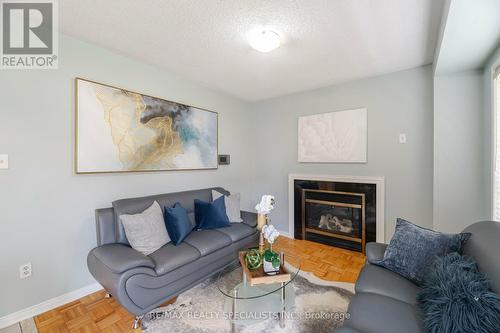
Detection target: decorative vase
<box><xmin>263</xmin><ymin>259</ymin><xmax>280</xmax><ymax>275</ymax></box>
<box><xmin>263</xmin><ymin>249</ymin><xmax>281</xmax><ymax>275</ymax></box>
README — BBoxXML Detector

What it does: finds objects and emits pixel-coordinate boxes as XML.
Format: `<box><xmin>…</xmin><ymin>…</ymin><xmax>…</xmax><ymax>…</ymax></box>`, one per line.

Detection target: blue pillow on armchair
<box><xmin>374</xmin><ymin>218</ymin><xmax>470</xmax><ymax>285</ymax></box>
<box><xmin>164</xmin><ymin>203</ymin><xmax>193</xmax><ymax>245</ymax></box>
<box><xmin>194</xmin><ymin>196</ymin><xmax>231</xmax><ymax>230</ymax></box>
<box><xmin>417</xmin><ymin>253</ymin><xmax>500</xmax><ymax>333</ymax></box>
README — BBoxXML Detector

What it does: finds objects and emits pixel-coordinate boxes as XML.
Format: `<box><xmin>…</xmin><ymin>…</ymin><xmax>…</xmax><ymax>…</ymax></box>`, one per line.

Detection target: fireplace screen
<box><xmin>302</xmin><ymin>189</ymin><xmax>366</xmax><ymax>252</ymax></box>
<box><xmin>305</xmin><ymin>203</ymin><xmax>361</xmax><ymax>237</ymax></box>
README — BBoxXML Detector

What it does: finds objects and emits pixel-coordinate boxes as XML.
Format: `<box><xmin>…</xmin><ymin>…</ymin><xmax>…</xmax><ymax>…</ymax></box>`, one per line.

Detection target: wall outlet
<box><xmin>399</xmin><ymin>133</ymin><xmax>407</xmax><ymax>144</ymax></box>
<box><xmin>19</xmin><ymin>263</ymin><xmax>32</xmax><ymax>279</ymax></box>
<box><xmin>0</xmin><ymin>154</ymin><xmax>8</xmax><ymax>169</ymax></box>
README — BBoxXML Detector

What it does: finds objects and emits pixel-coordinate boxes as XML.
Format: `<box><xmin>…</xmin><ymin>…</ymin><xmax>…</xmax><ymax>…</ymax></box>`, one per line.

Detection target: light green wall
<box><xmin>0</xmin><ymin>32</ymin><xmax>495</xmax><ymax>320</ymax></box>
<box><xmin>248</xmin><ymin>66</ymin><xmax>435</xmax><ymax>241</ymax></box>
<box><xmin>0</xmin><ymin>35</ymin><xmax>253</xmax><ymax>317</ymax></box>
<box><xmin>433</xmin><ymin>71</ymin><xmax>488</xmax><ymax>233</ymax></box>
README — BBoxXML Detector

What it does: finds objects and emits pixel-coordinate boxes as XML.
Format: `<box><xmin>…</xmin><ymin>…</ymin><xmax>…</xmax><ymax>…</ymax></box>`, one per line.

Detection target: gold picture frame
<box><xmin>75</xmin><ymin>78</ymin><xmax>219</xmax><ymax>174</ymax></box>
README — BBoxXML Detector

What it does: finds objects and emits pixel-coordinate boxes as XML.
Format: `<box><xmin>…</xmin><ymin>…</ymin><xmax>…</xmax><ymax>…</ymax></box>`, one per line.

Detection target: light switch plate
<box><xmin>0</xmin><ymin>154</ymin><xmax>8</xmax><ymax>169</ymax></box>
<box><xmin>399</xmin><ymin>134</ymin><xmax>407</xmax><ymax>144</ymax></box>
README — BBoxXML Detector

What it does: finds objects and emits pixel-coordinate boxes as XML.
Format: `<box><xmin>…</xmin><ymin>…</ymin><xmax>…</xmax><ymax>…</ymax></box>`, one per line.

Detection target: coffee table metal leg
<box><xmin>232</xmin><ymin>288</ymin><xmax>238</xmax><ymax>333</ymax></box>
<box><xmin>280</xmin><ymin>282</ymin><xmax>286</xmax><ymax>328</ymax></box>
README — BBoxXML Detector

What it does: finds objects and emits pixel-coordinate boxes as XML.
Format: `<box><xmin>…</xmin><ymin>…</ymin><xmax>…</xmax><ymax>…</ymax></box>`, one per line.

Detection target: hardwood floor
<box><xmin>34</xmin><ymin>236</ymin><xmax>365</xmax><ymax>332</ymax></box>
<box><xmin>34</xmin><ymin>292</ymin><xmax>177</xmax><ymax>333</ymax></box>
<box><xmin>273</xmin><ymin>236</ymin><xmax>366</xmax><ymax>283</ymax></box>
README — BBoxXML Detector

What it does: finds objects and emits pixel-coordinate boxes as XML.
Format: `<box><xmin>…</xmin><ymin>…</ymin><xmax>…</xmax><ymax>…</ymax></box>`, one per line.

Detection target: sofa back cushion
<box><xmin>112</xmin><ymin>187</ymin><xmax>229</xmax><ymax>244</ymax></box>
<box><xmin>120</xmin><ymin>201</ymin><xmax>170</xmax><ymax>255</ymax></box>
<box><xmin>417</xmin><ymin>252</ymin><xmax>500</xmax><ymax>333</ymax></box>
<box><xmin>462</xmin><ymin>221</ymin><xmax>500</xmax><ymax>294</ymax></box>
<box><xmin>164</xmin><ymin>202</ymin><xmax>193</xmax><ymax>245</ymax></box>
<box><xmin>375</xmin><ymin>218</ymin><xmax>470</xmax><ymax>285</ymax></box>
<box><xmin>194</xmin><ymin>196</ymin><xmax>231</xmax><ymax>229</ymax></box>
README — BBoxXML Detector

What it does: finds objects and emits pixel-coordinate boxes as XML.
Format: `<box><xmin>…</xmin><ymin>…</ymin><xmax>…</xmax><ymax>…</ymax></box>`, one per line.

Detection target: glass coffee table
<box><xmin>217</xmin><ymin>250</ymin><xmax>301</xmax><ymax>332</ymax></box>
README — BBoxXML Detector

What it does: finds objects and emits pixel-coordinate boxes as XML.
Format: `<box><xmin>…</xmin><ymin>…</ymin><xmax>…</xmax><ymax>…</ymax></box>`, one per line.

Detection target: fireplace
<box><xmin>292</xmin><ymin>176</ymin><xmax>383</xmax><ymax>253</ymax></box>
<box><xmin>302</xmin><ymin>189</ymin><xmax>366</xmax><ymax>253</ymax></box>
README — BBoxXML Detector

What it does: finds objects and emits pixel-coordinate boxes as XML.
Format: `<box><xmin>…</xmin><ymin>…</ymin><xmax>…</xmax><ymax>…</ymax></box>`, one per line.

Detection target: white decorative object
<box><xmin>262</xmin><ymin>224</ymin><xmax>281</xmax><ymax>275</ymax></box>
<box><xmin>298</xmin><ymin>108</ymin><xmax>367</xmax><ymax>163</ymax></box>
<box><xmin>255</xmin><ymin>195</ymin><xmax>275</xmax><ymax>215</ymax></box>
<box><xmin>263</xmin><ymin>259</ymin><xmax>279</xmax><ymax>275</ymax></box>
<box><xmin>262</xmin><ymin>224</ymin><xmax>280</xmax><ymax>245</ymax></box>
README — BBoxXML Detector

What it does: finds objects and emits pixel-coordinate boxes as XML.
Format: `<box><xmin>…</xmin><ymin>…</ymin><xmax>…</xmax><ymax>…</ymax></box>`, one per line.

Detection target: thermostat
<box><xmin>218</xmin><ymin>155</ymin><xmax>230</xmax><ymax>165</ymax></box>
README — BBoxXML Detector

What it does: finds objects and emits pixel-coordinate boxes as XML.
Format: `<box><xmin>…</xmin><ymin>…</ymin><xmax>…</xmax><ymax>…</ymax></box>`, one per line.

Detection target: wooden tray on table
<box><xmin>239</xmin><ymin>251</ymin><xmax>291</xmax><ymax>286</ymax></box>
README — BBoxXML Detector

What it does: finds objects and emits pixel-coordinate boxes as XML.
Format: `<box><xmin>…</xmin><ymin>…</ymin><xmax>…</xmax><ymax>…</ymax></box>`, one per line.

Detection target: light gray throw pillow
<box><xmin>212</xmin><ymin>190</ymin><xmax>243</xmax><ymax>223</ymax></box>
<box><xmin>120</xmin><ymin>201</ymin><xmax>170</xmax><ymax>255</ymax></box>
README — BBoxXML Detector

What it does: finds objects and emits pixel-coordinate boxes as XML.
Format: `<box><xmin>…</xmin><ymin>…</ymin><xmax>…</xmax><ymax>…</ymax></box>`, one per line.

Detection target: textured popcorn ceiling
<box><xmin>60</xmin><ymin>0</ymin><xmax>445</xmax><ymax>101</ymax></box>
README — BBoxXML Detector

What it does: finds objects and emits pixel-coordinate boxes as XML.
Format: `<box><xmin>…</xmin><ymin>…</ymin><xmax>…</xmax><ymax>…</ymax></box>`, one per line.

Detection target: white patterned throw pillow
<box><xmin>120</xmin><ymin>201</ymin><xmax>170</xmax><ymax>255</ymax></box>
<box><xmin>212</xmin><ymin>190</ymin><xmax>243</xmax><ymax>223</ymax></box>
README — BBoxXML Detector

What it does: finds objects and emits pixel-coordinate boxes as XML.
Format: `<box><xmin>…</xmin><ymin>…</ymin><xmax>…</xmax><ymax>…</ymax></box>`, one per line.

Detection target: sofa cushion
<box><xmin>194</xmin><ymin>197</ymin><xmax>231</xmax><ymax>230</ymax></box>
<box><xmin>214</xmin><ymin>223</ymin><xmax>255</xmax><ymax>242</ymax></box>
<box><xmin>417</xmin><ymin>252</ymin><xmax>500</xmax><ymax>333</ymax></box>
<box><xmin>356</xmin><ymin>263</ymin><xmax>420</xmax><ymax>305</ymax></box>
<box><xmin>374</xmin><ymin>218</ymin><xmax>470</xmax><ymax>284</ymax></box>
<box><xmin>212</xmin><ymin>190</ymin><xmax>243</xmax><ymax>222</ymax></box>
<box><xmin>119</xmin><ymin>201</ymin><xmax>170</xmax><ymax>255</ymax></box>
<box><xmin>149</xmin><ymin>242</ymin><xmax>201</xmax><ymax>276</ymax></box>
<box><xmin>184</xmin><ymin>229</ymin><xmax>232</xmax><ymax>256</ymax></box>
<box><xmin>112</xmin><ymin>187</ymin><xmax>229</xmax><ymax>244</ymax></box>
<box><xmin>164</xmin><ymin>203</ymin><xmax>193</xmax><ymax>245</ymax></box>
<box><xmin>345</xmin><ymin>293</ymin><xmax>425</xmax><ymax>333</ymax></box>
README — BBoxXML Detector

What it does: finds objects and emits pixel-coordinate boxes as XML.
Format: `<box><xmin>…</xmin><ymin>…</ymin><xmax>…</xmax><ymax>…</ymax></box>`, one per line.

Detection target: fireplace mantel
<box><xmin>288</xmin><ymin>174</ymin><xmax>385</xmax><ymax>243</ymax></box>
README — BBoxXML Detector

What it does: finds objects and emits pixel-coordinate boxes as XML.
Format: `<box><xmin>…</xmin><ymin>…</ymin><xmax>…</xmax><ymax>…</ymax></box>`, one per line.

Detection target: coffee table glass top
<box><xmin>217</xmin><ymin>250</ymin><xmax>301</xmax><ymax>299</ymax></box>
<box><xmin>217</xmin><ymin>250</ymin><xmax>302</xmax><ymax>326</ymax></box>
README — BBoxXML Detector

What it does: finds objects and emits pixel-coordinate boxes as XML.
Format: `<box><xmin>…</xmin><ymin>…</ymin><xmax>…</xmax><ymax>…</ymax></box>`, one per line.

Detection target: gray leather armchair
<box><xmin>336</xmin><ymin>221</ymin><xmax>500</xmax><ymax>333</ymax></box>
<box><xmin>87</xmin><ymin>187</ymin><xmax>258</xmax><ymax>327</ymax></box>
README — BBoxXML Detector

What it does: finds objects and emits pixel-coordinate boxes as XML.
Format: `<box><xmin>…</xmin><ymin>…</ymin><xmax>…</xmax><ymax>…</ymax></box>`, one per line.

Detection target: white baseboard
<box><xmin>277</xmin><ymin>229</ymin><xmax>292</xmax><ymax>239</ymax></box>
<box><xmin>0</xmin><ymin>283</ymin><xmax>103</xmax><ymax>329</ymax></box>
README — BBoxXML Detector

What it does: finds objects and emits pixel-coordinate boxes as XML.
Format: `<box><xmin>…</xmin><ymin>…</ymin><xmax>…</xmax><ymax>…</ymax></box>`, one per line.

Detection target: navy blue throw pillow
<box><xmin>417</xmin><ymin>253</ymin><xmax>500</xmax><ymax>333</ymax></box>
<box><xmin>374</xmin><ymin>218</ymin><xmax>470</xmax><ymax>285</ymax></box>
<box><xmin>194</xmin><ymin>196</ymin><xmax>231</xmax><ymax>230</ymax></box>
<box><xmin>164</xmin><ymin>203</ymin><xmax>193</xmax><ymax>245</ymax></box>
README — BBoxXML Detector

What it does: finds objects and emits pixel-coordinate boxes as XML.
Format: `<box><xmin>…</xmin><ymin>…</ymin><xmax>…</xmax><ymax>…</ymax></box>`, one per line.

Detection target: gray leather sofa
<box><xmin>336</xmin><ymin>221</ymin><xmax>500</xmax><ymax>333</ymax></box>
<box><xmin>87</xmin><ymin>187</ymin><xmax>258</xmax><ymax>326</ymax></box>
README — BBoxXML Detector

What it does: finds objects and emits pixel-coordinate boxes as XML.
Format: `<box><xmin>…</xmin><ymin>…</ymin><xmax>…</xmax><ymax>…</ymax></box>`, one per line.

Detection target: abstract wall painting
<box><xmin>298</xmin><ymin>108</ymin><xmax>367</xmax><ymax>163</ymax></box>
<box><xmin>75</xmin><ymin>78</ymin><xmax>218</xmax><ymax>173</ymax></box>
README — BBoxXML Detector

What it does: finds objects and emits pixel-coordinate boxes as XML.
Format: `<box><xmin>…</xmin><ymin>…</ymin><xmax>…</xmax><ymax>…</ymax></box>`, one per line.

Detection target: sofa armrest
<box><xmin>366</xmin><ymin>242</ymin><xmax>387</xmax><ymax>264</ymax></box>
<box><xmin>241</xmin><ymin>210</ymin><xmax>257</xmax><ymax>228</ymax></box>
<box><xmin>88</xmin><ymin>243</ymin><xmax>155</xmax><ymax>274</ymax></box>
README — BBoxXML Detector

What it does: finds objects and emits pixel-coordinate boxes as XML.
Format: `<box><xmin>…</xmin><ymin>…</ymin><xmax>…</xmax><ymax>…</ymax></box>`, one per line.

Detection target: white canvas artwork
<box><xmin>298</xmin><ymin>108</ymin><xmax>367</xmax><ymax>163</ymax></box>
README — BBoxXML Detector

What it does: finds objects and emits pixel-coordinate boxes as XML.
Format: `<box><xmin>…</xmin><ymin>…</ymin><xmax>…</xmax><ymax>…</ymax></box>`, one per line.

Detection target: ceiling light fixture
<box><xmin>248</xmin><ymin>29</ymin><xmax>281</xmax><ymax>53</ymax></box>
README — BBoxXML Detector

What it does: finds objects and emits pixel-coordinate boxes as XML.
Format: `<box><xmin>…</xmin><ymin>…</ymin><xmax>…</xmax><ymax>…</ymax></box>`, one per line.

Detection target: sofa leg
<box><xmin>132</xmin><ymin>315</ymin><xmax>143</xmax><ymax>330</ymax></box>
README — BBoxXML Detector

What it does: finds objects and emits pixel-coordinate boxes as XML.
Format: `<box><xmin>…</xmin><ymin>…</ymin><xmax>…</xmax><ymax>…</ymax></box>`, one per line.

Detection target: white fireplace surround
<box><xmin>288</xmin><ymin>173</ymin><xmax>385</xmax><ymax>243</ymax></box>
